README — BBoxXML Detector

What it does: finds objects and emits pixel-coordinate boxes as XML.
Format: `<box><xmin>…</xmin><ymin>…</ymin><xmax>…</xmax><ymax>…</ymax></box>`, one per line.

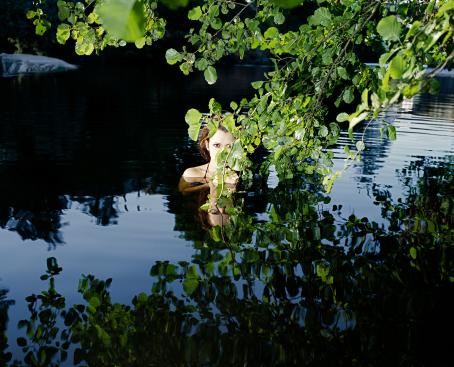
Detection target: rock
<box><xmin>0</xmin><ymin>53</ymin><xmax>78</xmax><ymax>77</ymax></box>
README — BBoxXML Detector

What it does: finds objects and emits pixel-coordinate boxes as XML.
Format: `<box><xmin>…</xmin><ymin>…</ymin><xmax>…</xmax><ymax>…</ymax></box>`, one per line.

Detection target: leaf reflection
<box><xmin>4</xmin><ymin>159</ymin><xmax>454</xmax><ymax>367</ymax></box>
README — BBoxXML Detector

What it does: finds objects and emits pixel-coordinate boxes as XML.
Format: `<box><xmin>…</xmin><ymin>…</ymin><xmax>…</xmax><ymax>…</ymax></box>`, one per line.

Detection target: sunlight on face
<box><xmin>207</xmin><ymin>129</ymin><xmax>235</xmax><ymax>168</ymax></box>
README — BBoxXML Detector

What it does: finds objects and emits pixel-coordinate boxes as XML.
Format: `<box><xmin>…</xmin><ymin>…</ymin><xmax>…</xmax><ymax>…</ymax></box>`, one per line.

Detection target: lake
<box><xmin>0</xmin><ymin>64</ymin><xmax>453</xmax><ymax>366</ymax></box>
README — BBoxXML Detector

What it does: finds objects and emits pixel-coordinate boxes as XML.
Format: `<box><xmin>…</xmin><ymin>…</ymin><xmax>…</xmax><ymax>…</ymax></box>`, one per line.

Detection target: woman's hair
<box><xmin>198</xmin><ymin>124</ymin><xmax>229</xmax><ymax>161</ymax></box>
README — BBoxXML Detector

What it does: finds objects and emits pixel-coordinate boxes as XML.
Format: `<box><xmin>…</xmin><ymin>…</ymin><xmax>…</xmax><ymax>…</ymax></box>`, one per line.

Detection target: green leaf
<box><xmin>264</xmin><ymin>27</ymin><xmax>279</xmax><ymax>39</ymax></box>
<box><xmin>165</xmin><ymin>48</ymin><xmax>182</xmax><ymax>65</ymax></box>
<box><xmin>26</xmin><ymin>10</ymin><xmax>36</xmax><ymax>19</ymax></box>
<box><xmin>35</xmin><ymin>20</ymin><xmax>49</xmax><ymax>36</ymax></box>
<box><xmin>188</xmin><ymin>6</ymin><xmax>202</xmax><ymax>20</ymax></box>
<box><xmin>387</xmin><ymin>125</ymin><xmax>396</xmax><ymax>140</ymax></box>
<box><xmin>208</xmin><ymin>98</ymin><xmax>222</xmax><ymax>114</ymax></box>
<box><xmin>137</xmin><ymin>292</ymin><xmax>147</xmax><ymax>303</ymax></box>
<box><xmin>160</xmin><ymin>0</ymin><xmax>190</xmax><ymax>10</ymax></box>
<box><xmin>134</xmin><ymin>37</ymin><xmax>146</xmax><ymax>49</ymax></box>
<box><xmin>371</xmin><ymin>93</ymin><xmax>381</xmax><ymax>109</ymax></box>
<box><xmin>437</xmin><ymin>0</ymin><xmax>454</xmax><ymax>16</ymax></box>
<box><xmin>87</xmin><ymin>12</ymin><xmax>99</xmax><ymax>24</ymax></box>
<box><xmin>75</xmin><ymin>38</ymin><xmax>94</xmax><ymax>55</ymax></box>
<box><xmin>319</xmin><ymin>126</ymin><xmax>329</xmax><ymax>137</ymax></box>
<box><xmin>428</xmin><ymin>78</ymin><xmax>440</xmax><ymax>94</ymax></box>
<box><xmin>349</xmin><ymin>112</ymin><xmax>368</xmax><ymax>130</ymax></box>
<box><xmin>185</xmin><ymin>109</ymin><xmax>202</xmax><ymax>141</ymax></box>
<box><xmin>336</xmin><ymin>66</ymin><xmax>348</xmax><ymax>80</ymax></box>
<box><xmin>322</xmin><ymin>49</ymin><xmax>333</xmax><ymax>65</ymax></box>
<box><xmin>210</xmin><ymin>226</ymin><xmax>222</xmax><ymax>242</ymax></box>
<box><xmin>195</xmin><ymin>58</ymin><xmax>208</xmax><ymax>71</ymax></box>
<box><xmin>222</xmin><ymin>113</ymin><xmax>235</xmax><ymax>132</ymax></box>
<box><xmin>96</xmin><ymin>0</ymin><xmax>146</xmax><ymax>42</ymax></box>
<box><xmin>405</xmin><ymin>21</ymin><xmax>422</xmax><ymax>40</ymax></box>
<box><xmin>389</xmin><ymin>55</ymin><xmax>405</xmax><ymax>79</ymax></box>
<box><xmin>56</xmin><ymin>24</ymin><xmax>71</xmax><ymax>44</ymax></box>
<box><xmin>95</xmin><ymin>325</ymin><xmax>111</xmax><ymax>346</ymax></box>
<box><xmin>89</xmin><ymin>296</ymin><xmax>101</xmax><ymax>309</ymax></box>
<box><xmin>342</xmin><ymin>87</ymin><xmax>354</xmax><ymax>104</ymax></box>
<box><xmin>361</xmin><ymin>88</ymin><xmax>369</xmax><ymax>107</ymax></box>
<box><xmin>309</xmin><ymin>7</ymin><xmax>332</xmax><ymax>26</ymax></box>
<box><xmin>179</xmin><ymin>62</ymin><xmax>191</xmax><ymax>75</ymax></box>
<box><xmin>204</xmin><ymin>66</ymin><xmax>218</xmax><ymax>85</ymax></box>
<box><xmin>336</xmin><ymin>112</ymin><xmax>349</xmax><ymax>122</ymax></box>
<box><xmin>271</xmin><ymin>0</ymin><xmax>302</xmax><ymax>9</ymax></box>
<box><xmin>251</xmin><ymin>80</ymin><xmax>264</xmax><ymax>89</ymax></box>
<box><xmin>274</xmin><ymin>12</ymin><xmax>285</xmax><ymax>25</ymax></box>
<box><xmin>183</xmin><ymin>278</ymin><xmax>199</xmax><ymax>295</ymax></box>
<box><xmin>377</xmin><ymin>15</ymin><xmax>401</xmax><ymax>42</ymax></box>
<box><xmin>409</xmin><ymin>247</ymin><xmax>417</xmax><ymax>259</ymax></box>
<box><xmin>183</xmin><ymin>265</ymin><xmax>199</xmax><ymax>295</ymax></box>
<box><xmin>295</xmin><ymin>127</ymin><xmax>306</xmax><ymax>140</ymax></box>
<box><xmin>210</xmin><ymin>18</ymin><xmax>222</xmax><ymax>30</ymax></box>
<box><xmin>356</xmin><ymin>140</ymin><xmax>365</xmax><ymax>151</ymax></box>
<box><xmin>379</xmin><ymin>51</ymin><xmax>392</xmax><ymax>66</ymax></box>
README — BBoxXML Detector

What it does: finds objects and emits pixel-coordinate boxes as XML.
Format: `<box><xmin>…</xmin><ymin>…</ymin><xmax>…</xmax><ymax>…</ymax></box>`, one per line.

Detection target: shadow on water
<box><xmin>0</xmin><ymin>156</ymin><xmax>452</xmax><ymax>366</ymax></box>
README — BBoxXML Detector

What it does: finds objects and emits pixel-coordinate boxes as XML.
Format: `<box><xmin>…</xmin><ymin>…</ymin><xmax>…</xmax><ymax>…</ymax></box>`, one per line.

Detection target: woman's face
<box><xmin>206</xmin><ymin>129</ymin><xmax>235</xmax><ymax>168</ymax></box>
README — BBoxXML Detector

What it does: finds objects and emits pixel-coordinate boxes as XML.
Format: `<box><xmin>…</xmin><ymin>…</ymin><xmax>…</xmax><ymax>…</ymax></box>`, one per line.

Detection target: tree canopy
<box><xmin>25</xmin><ymin>0</ymin><xmax>454</xmax><ymax>189</ymax></box>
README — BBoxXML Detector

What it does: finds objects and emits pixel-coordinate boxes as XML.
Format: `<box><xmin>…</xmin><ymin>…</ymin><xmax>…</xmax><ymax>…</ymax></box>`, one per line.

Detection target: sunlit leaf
<box><xmin>437</xmin><ymin>0</ymin><xmax>454</xmax><ymax>16</ymax></box>
<box><xmin>56</xmin><ymin>24</ymin><xmax>71</xmax><ymax>44</ymax></box>
<box><xmin>165</xmin><ymin>48</ymin><xmax>182</xmax><ymax>65</ymax></box>
<box><xmin>185</xmin><ymin>108</ymin><xmax>202</xmax><ymax>141</ymax></box>
<box><xmin>96</xmin><ymin>0</ymin><xmax>146</xmax><ymax>42</ymax></box>
<box><xmin>356</xmin><ymin>140</ymin><xmax>365</xmax><ymax>151</ymax></box>
<box><xmin>204</xmin><ymin>66</ymin><xmax>218</xmax><ymax>85</ymax></box>
<box><xmin>389</xmin><ymin>55</ymin><xmax>405</xmax><ymax>79</ymax></box>
<box><xmin>188</xmin><ymin>6</ymin><xmax>202</xmax><ymax>20</ymax></box>
<box><xmin>349</xmin><ymin>112</ymin><xmax>368</xmax><ymax>130</ymax></box>
<box><xmin>377</xmin><ymin>15</ymin><xmax>401</xmax><ymax>42</ymax></box>
<box><xmin>308</xmin><ymin>8</ymin><xmax>332</xmax><ymax>26</ymax></box>
<box><xmin>336</xmin><ymin>112</ymin><xmax>349</xmax><ymax>122</ymax></box>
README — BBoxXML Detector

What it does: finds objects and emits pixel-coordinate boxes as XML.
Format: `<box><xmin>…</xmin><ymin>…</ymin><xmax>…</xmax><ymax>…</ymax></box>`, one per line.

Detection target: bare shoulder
<box><xmin>182</xmin><ymin>164</ymin><xmax>207</xmax><ymax>178</ymax></box>
<box><xmin>178</xmin><ymin>166</ymin><xmax>209</xmax><ymax>194</ymax></box>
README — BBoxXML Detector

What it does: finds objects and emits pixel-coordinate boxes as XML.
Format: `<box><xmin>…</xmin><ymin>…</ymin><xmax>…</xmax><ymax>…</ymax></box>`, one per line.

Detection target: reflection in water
<box><xmin>412</xmin><ymin>75</ymin><xmax>454</xmax><ymax>120</ymax></box>
<box><xmin>0</xmin><ymin>288</ymin><xmax>13</xmax><ymax>365</ymax></box>
<box><xmin>0</xmin><ymin>66</ymin><xmax>453</xmax><ymax>365</ymax></box>
<box><xmin>334</xmin><ymin>76</ymin><xmax>454</xmax><ymax>188</ymax></box>
<box><xmin>6</xmin><ymin>158</ymin><xmax>454</xmax><ymax>367</ymax></box>
<box><xmin>1</xmin><ymin>70</ymin><xmax>453</xmax><ymax>244</ymax></box>
<box><xmin>0</xmin><ymin>65</ymin><xmax>265</xmax><ymax>243</ymax></box>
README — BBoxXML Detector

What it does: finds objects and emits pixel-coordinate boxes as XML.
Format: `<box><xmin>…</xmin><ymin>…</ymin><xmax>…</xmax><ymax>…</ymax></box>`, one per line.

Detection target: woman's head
<box><xmin>198</xmin><ymin>125</ymin><xmax>235</xmax><ymax>167</ymax></box>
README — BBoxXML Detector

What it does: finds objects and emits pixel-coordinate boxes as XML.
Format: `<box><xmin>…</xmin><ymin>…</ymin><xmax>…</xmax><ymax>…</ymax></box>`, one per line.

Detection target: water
<box><xmin>0</xmin><ymin>65</ymin><xmax>453</xmax><ymax>366</ymax></box>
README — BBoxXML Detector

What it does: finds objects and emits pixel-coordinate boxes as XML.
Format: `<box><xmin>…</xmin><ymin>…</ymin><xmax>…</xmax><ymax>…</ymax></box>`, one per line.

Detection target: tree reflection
<box><xmin>0</xmin><ymin>288</ymin><xmax>14</xmax><ymax>365</ymax></box>
<box><xmin>0</xmin><ymin>194</ymin><xmax>66</xmax><ymax>247</ymax></box>
<box><xmin>7</xmin><ymin>159</ymin><xmax>454</xmax><ymax>366</ymax></box>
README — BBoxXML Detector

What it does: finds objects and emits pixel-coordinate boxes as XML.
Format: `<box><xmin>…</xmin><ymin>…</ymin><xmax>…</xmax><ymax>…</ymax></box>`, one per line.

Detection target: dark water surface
<box><xmin>0</xmin><ymin>65</ymin><xmax>453</xmax><ymax>366</ymax></box>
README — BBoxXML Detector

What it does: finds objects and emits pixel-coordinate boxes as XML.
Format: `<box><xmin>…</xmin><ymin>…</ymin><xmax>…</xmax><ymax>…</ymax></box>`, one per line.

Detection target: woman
<box><xmin>179</xmin><ymin>125</ymin><xmax>238</xmax><ymax>193</ymax></box>
<box><xmin>178</xmin><ymin>125</ymin><xmax>238</xmax><ymax>227</ymax></box>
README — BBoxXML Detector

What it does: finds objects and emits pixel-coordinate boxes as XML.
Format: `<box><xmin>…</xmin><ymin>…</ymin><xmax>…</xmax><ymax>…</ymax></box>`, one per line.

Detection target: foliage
<box><xmin>25</xmin><ymin>0</ymin><xmax>454</xmax><ymax>190</ymax></box>
<box><xmin>26</xmin><ymin>0</ymin><xmax>167</xmax><ymax>55</ymax></box>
